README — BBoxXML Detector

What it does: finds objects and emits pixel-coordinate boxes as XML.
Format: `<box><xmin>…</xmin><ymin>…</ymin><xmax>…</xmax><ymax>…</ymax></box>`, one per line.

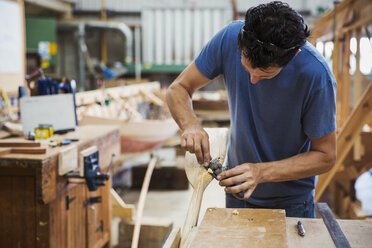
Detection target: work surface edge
<box><xmin>0</xmin><ymin>125</ymin><xmax>119</xmax><ymax>162</ymax></box>
<box><xmin>184</xmin><ymin>208</ymin><xmax>372</xmax><ymax>248</ymax></box>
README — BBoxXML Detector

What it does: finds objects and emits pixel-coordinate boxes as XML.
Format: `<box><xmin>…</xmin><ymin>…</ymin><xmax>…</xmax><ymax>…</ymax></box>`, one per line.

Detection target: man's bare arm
<box><xmin>219</xmin><ymin>131</ymin><xmax>337</xmax><ymax>199</ymax></box>
<box><xmin>166</xmin><ymin>62</ymin><xmax>212</xmax><ymax>165</ymax></box>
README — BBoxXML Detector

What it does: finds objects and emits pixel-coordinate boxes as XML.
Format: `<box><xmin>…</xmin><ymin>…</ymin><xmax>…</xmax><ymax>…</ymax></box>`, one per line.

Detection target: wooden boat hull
<box><xmin>79</xmin><ymin>116</ymin><xmax>179</xmax><ymax>154</ymax></box>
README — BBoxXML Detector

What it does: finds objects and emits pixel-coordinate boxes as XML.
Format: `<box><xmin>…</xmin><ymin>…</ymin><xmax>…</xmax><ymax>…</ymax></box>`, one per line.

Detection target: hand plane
<box><xmin>205</xmin><ymin>157</ymin><xmax>224</xmax><ymax>179</ymax></box>
<box><xmin>206</xmin><ymin>157</ymin><xmax>245</xmax><ymax>198</ymax></box>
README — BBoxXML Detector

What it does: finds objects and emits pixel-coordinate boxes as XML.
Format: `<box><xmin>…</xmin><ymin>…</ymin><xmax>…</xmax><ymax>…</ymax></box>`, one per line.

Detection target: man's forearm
<box><xmin>166</xmin><ymin>83</ymin><xmax>200</xmax><ymax>131</ymax></box>
<box><xmin>259</xmin><ymin>150</ymin><xmax>335</xmax><ymax>183</ymax></box>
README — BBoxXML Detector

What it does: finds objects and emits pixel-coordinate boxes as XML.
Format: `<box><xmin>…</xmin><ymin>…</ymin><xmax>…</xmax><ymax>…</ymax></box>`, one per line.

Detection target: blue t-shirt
<box><xmin>195</xmin><ymin>21</ymin><xmax>337</xmax><ymax>206</ymax></box>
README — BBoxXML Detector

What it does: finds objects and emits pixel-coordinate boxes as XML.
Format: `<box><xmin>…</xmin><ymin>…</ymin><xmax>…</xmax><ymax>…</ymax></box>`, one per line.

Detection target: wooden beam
<box><xmin>24</xmin><ymin>0</ymin><xmax>72</xmax><ymax>15</ymax></box>
<box><xmin>162</xmin><ymin>228</ymin><xmax>181</xmax><ymax>248</ymax></box>
<box><xmin>340</xmin><ymin>31</ymin><xmax>352</xmax><ymax>126</ymax></box>
<box><xmin>101</xmin><ymin>0</ymin><xmax>107</xmax><ymax>64</ymax></box>
<box><xmin>0</xmin><ymin>140</ymin><xmax>41</xmax><ymax>147</ymax></box>
<box><xmin>111</xmin><ymin>188</ymin><xmax>134</xmax><ymax>222</ymax></box>
<box><xmin>139</xmin><ymin>89</ymin><xmax>164</xmax><ymax>106</ymax></box>
<box><xmin>310</xmin><ymin>0</ymin><xmax>372</xmax><ymax>42</ymax></box>
<box><xmin>315</xmin><ymin>84</ymin><xmax>372</xmax><ymax>201</ymax></box>
<box><xmin>333</xmin><ymin>38</ymin><xmax>342</xmax><ymax>128</ymax></box>
<box><xmin>353</xmin><ymin>28</ymin><xmax>364</xmax><ymax>161</ymax></box>
<box><xmin>180</xmin><ymin>128</ymin><xmax>228</xmax><ymax>248</ymax></box>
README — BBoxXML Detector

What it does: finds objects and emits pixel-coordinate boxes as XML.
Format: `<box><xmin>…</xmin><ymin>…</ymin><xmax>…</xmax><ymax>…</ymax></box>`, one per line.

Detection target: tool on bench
<box><xmin>49</xmin><ymin>138</ymin><xmax>79</xmax><ymax>147</ymax></box>
<box><xmin>297</xmin><ymin>221</ymin><xmax>306</xmax><ymax>236</ymax></box>
<box><xmin>316</xmin><ymin>202</ymin><xmax>351</xmax><ymax>248</ymax></box>
<box><xmin>205</xmin><ymin>157</ymin><xmax>245</xmax><ymax>198</ymax></box>
<box><xmin>35</xmin><ymin>124</ymin><xmax>54</xmax><ymax>139</ymax></box>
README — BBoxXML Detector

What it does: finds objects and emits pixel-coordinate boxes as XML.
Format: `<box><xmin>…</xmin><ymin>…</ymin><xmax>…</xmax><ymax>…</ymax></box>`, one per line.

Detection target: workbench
<box><xmin>0</xmin><ymin>125</ymin><xmax>120</xmax><ymax>248</ymax></box>
<box><xmin>164</xmin><ymin>208</ymin><xmax>372</xmax><ymax>248</ymax></box>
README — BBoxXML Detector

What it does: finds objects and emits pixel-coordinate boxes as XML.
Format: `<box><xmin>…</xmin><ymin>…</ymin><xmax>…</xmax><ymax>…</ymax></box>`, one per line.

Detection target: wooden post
<box><xmin>340</xmin><ymin>31</ymin><xmax>352</xmax><ymax>127</ymax></box>
<box><xmin>332</xmin><ymin>39</ymin><xmax>342</xmax><ymax>128</ymax></box>
<box><xmin>353</xmin><ymin>28</ymin><xmax>364</xmax><ymax>161</ymax></box>
<box><xmin>101</xmin><ymin>0</ymin><xmax>107</xmax><ymax>64</ymax></box>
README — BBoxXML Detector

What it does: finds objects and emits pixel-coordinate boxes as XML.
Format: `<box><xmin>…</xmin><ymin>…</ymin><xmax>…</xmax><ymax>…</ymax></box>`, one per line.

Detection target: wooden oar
<box><xmin>180</xmin><ymin>128</ymin><xmax>229</xmax><ymax>248</ymax></box>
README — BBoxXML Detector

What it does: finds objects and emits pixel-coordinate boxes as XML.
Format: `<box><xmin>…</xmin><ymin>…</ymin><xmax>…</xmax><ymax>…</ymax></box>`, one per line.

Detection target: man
<box><xmin>166</xmin><ymin>1</ymin><xmax>336</xmax><ymax>218</ymax></box>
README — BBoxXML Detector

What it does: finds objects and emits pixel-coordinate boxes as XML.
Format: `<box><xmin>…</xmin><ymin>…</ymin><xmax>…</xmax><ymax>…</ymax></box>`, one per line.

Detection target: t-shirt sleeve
<box><xmin>302</xmin><ymin>79</ymin><xmax>337</xmax><ymax>138</ymax></box>
<box><xmin>194</xmin><ymin>24</ymin><xmax>229</xmax><ymax>79</ymax></box>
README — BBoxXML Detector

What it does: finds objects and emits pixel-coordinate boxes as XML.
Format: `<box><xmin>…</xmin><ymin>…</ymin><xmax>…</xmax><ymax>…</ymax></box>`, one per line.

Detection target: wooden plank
<box><xmin>131</xmin><ymin>156</ymin><xmax>158</xmax><ymax>248</ymax></box>
<box><xmin>353</xmin><ymin>28</ymin><xmax>364</xmax><ymax>161</ymax></box>
<box><xmin>332</xmin><ymin>39</ymin><xmax>342</xmax><ymax>128</ymax></box>
<box><xmin>139</xmin><ymin>89</ymin><xmax>164</xmax><ymax>106</ymax></box>
<box><xmin>119</xmin><ymin>217</ymin><xmax>173</xmax><ymax>248</ymax></box>
<box><xmin>162</xmin><ymin>228</ymin><xmax>181</xmax><ymax>248</ymax></box>
<box><xmin>111</xmin><ymin>188</ymin><xmax>134</xmax><ymax>221</ymax></box>
<box><xmin>0</xmin><ymin>130</ymin><xmax>11</xmax><ymax>139</ymax></box>
<box><xmin>86</xmin><ymin>186</ymin><xmax>103</xmax><ymax>247</ymax></box>
<box><xmin>189</xmin><ymin>208</ymin><xmax>288</xmax><ymax>248</ymax></box>
<box><xmin>66</xmin><ymin>184</ymin><xmax>86</xmax><ymax>248</ymax></box>
<box><xmin>0</xmin><ymin>140</ymin><xmax>41</xmax><ymax>147</ymax></box>
<box><xmin>340</xmin><ymin>31</ymin><xmax>352</xmax><ymax>126</ymax></box>
<box><xmin>181</xmin><ymin>128</ymin><xmax>229</xmax><ymax>248</ymax></box>
<box><xmin>286</xmin><ymin>218</ymin><xmax>372</xmax><ymax>248</ymax></box>
<box><xmin>315</xmin><ymin>84</ymin><xmax>372</xmax><ymax>200</ymax></box>
<box><xmin>58</xmin><ymin>144</ymin><xmax>78</xmax><ymax>175</ymax></box>
<box><xmin>11</xmin><ymin>147</ymin><xmax>46</xmax><ymax>154</ymax></box>
<box><xmin>0</xmin><ymin>148</ymin><xmax>11</xmax><ymax>156</ymax></box>
<box><xmin>310</xmin><ymin>0</ymin><xmax>372</xmax><ymax>42</ymax></box>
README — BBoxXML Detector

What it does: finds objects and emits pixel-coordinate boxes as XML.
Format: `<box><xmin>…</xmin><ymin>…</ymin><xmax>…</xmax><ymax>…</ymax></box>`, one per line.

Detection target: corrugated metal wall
<box><xmin>73</xmin><ymin>0</ymin><xmax>228</xmax><ymax>12</ymax></box>
<box><xmin>73</xmin><ymin>0</ymin><xmax>335</xmax><ymax>15</ymax></box>
<box><xmin>142</xmin><ymin>7</ymin><xmax>231</xmax><ymax>65</ymax></box>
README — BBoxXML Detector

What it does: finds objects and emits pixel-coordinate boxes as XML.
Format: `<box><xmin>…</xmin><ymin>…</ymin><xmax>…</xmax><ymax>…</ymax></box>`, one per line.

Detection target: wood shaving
<box><xmin>232</xmin><ymin>209</ymin><xmax>239</xmax><ymax>215</ymax></box>
<box><xmin>208</xmin><ymin>207</ymin><xmax>217</xmax><ymax>212</ymax></box>
<box><xmin>207</xmin><ymin>168</ymin><xmax>213</xmax><ymax>174</ymax></box>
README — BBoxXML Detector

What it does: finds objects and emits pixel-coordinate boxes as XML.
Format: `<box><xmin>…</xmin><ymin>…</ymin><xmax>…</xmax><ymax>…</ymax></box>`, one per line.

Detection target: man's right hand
<box><xmin>181</xmin><ymin>126</ymin><xmax>212</xmax><ymax>166</ymax></box>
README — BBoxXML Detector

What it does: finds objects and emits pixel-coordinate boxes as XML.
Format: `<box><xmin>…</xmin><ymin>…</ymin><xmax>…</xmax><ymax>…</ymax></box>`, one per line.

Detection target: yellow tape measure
<box><xmin>35</xmin><ymin>124</ymin><xmax>54</xmax><ymax>139</ymax></box>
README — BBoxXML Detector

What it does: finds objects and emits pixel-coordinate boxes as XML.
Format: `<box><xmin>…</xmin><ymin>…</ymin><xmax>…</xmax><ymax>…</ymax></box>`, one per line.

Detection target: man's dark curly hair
<box><xmin>238</xmin><ymin>1</ymin><xmax>310</xmax><ymax>69</ymax></box>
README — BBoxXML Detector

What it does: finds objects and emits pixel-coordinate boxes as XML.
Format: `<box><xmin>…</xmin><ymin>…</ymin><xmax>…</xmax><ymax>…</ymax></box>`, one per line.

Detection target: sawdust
<box><xmin>208</xmin><ymin>207</ymin><xmax>217</xmax><ymax>212</ymax></box>
<box><xmin>232</xmin><ymin>209</ymin><xmax>239</xmax><ymax>215</ymax></box>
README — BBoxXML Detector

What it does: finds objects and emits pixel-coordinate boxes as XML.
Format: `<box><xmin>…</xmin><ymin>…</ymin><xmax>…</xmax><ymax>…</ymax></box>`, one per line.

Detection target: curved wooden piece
<box><xmin>180</xmin><ymin>128</ymin><xmax>229</xmax><ymax>248</ymax></box>
<box><xmin>131</xmin><ymin>156</ymin><xmax>158</xmax><ymax>248</ymax></box>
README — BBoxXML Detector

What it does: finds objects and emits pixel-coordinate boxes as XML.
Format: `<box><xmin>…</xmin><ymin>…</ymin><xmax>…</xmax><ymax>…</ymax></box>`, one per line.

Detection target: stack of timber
<box><xmin>77</xmin><ymin>82</ymin><xmax>179</xmax><ymax>154</ymax></box>
<box><xmin>310</xmin><ymin>0</ymin><xmax>372</xmax><ymax>218</ymax></box>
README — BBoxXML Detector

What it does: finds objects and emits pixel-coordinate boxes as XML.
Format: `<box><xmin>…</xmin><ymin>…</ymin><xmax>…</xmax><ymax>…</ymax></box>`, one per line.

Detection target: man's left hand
<box><xmin>217</xmin><ymin>163</ymin><xmax>262</xmax><ymax>200</ymax></box>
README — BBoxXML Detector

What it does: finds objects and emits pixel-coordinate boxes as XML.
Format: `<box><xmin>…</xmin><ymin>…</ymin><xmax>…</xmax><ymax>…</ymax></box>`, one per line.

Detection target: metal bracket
<box><xmin>84</xmin><ymin>196</ymin><xmax>102</xmax><ymax>207</ymax></box>
<box><xmin>66</xmin><ymin>195</ymin><xmax>76</xmax><ymax>210</ymax></box>
<box><xmin>95</xmin><ymin>220</ymin><xmax>103</xmax><ymax>232</ymax></box>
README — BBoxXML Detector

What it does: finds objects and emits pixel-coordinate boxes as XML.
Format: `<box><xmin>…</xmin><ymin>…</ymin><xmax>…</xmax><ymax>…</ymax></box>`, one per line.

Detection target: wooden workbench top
<box><xmin>0</xmin><ymin>125</ymin><xmax>119</xmax><ymax>161</ymax></box>
<box><xmin>183</xmin><ymin>208</ymin><xmax>372</xmax><ymax>248</ymax></box>
<box><xmin>286</xmin><ymin>217</ymin><xmax>372</xmax><ymax>248</ymax></box>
